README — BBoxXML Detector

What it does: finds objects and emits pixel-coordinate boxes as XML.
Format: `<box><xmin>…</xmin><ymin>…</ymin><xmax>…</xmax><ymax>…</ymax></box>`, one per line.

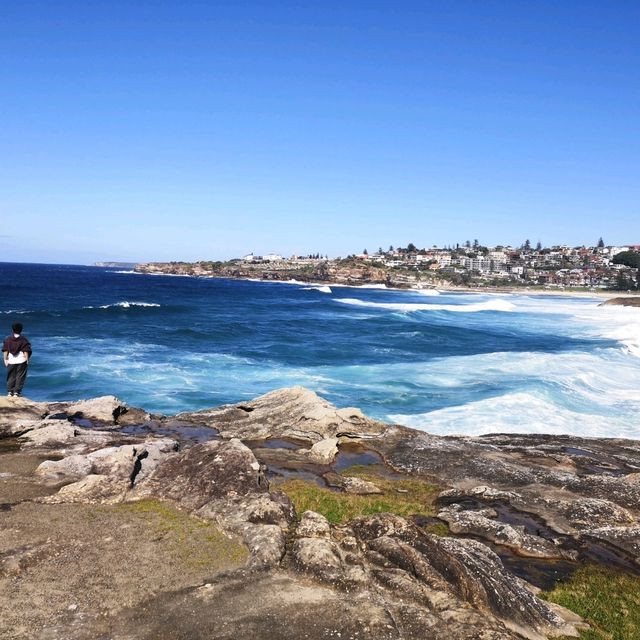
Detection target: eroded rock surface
<box><xmin>3</xmin><ymin>387</ymin><xmax>640</xmax><ymax>639</ymax></box>
<box><xmin>176</xmin><ymin>386</ymin><xmax>387</xmax><ymax>443</ymax></box>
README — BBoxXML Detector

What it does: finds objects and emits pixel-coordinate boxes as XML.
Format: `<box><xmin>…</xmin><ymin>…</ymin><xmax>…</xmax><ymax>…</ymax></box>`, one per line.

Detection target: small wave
<box><xmin>334</xmin><ymin>298</ymin><xmax>516</xmax><ymax>313</ymax></box>
<box><xmin>84</xmin><ymin>301</ymin><xmax>161</xmax><ymax>310</ymax></box>
<box><xmin>414</xmin><ymin>289</ymin><xmax>441</xmax><ymax>296</ymax></box>
<box><xmin>302</xmin><ymin>285</ymin><xmax>332</xmax><ymax>293</ymax></box>
<box><xmin>113</xmin><ymin>270</ymin><xmax>137</xmax><ymax>274</ymax></box>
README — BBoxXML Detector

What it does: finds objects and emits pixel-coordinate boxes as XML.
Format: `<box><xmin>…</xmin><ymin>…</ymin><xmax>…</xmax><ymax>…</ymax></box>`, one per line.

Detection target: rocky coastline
<box><xmin>134</xmin><ymin>259</ymin><xmax>426</xmax><ymax>289</ymax></box>
<box><xmin>1</xmin><ymin>388</ymin><xmax>639</xmax><ymax>639</ymax></box>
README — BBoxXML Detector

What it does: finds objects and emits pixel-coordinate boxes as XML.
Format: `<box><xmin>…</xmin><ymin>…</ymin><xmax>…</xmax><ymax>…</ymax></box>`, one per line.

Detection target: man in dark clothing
<box><xmin>2</xmin><ymin>322</ymin><xmax>32</xmax><ymax>397</ymax></box>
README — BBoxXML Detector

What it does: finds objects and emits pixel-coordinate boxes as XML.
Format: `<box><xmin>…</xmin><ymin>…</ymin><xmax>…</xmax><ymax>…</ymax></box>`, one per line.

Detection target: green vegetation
<box><xmin>613</xmin><ymin>251</ymin><xmax>640</xmax><ymax>269</ymax></box>
<box><xmin>273</xmin><ymin>465</ymin><xmax>440</xmax><ymax>525</ymax></box>
<box><xmin>542</xmin><ymin>565</ymin><xmax>640</xmax><ymax>640</ymax></box>
<box><xmin>113</xmin><ymin>499</ymin><xmax>248</xmax><ymax>568</ymax></box>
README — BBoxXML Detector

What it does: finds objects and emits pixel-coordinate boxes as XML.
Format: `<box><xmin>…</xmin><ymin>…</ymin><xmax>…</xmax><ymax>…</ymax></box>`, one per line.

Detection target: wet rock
<box><xmin>176</xmin><ymin>386</ymin><xmax>387</xmax><ymax>443</ymax></box>
<box><xmin>438</xmin><ymin>505</ymin><xmax>576</xmax><ymax>560</ymax></box>
<box><xmin>586</xmin><ymin>525</ymin><xmax>640</xmax><ymax>565</ymax></box>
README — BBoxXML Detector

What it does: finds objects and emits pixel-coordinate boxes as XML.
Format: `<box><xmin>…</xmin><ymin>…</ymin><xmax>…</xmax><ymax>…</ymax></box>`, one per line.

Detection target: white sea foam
<box><xmin>113</xmin><ymin>270</ymin><xmax>137</xmax><ymax>274</ymax></box>
<box><xmin>83</xmin><ymin>301</ymin><xmax>161</xmax><ymax>309</ymax></box>
<box><xmin>302</xmin><ymin>285</ymin><xmax>332</xmax><ymax>293</ymax></box>
<box><xmin>389</xmin><ymin>391</ymin><xmax>638</xmax><ymax>439</ymax></box>
<box><xmin>414</xmin><ymin>289</ymin><xmax>441</xmax><ymax>296</ymax></box>
<box><xmin>334</xmin><ymin>298</ymin><xmax>516</xmax><ymax>313</ymax></box>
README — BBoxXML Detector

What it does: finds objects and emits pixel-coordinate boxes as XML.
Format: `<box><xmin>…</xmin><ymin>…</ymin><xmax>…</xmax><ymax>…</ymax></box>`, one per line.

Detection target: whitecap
<box><xmin>333</xmin><ymin>298</ymin><xmax>516</xmax><ymax>313</ymax></box>
<box><xmin>83</xmin><ymin>301</ymin><xmax>161</xmax><ymax>310</ymax></box>
<box><xmin>302</xmin><ymin>285</ymin><xmax>332</xmax><ymax>293</ymax></box>
<box><xmin>388</xmin><ymin>390</ymin><xmax>638</xmax><ymax>439</ymax></box>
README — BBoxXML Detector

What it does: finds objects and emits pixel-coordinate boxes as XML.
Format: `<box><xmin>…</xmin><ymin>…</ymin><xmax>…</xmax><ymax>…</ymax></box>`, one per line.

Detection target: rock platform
<box><xmin>2</xmin><ymin>387</ymin><xmax>639</xmax><ymax>639</ymax></box>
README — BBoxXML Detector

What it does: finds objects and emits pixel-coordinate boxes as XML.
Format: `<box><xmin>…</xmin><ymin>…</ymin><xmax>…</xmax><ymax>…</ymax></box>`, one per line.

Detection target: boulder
<box><xmin>306</xmin><ymin>437</ymin><xmax>339</xmax><ymax>464</ymax></box>
<box><xmin>146</xmin><ymin>438</ymin><xmax>266</xmax><ymax>509</ymax></box>
<box><xmin>175</xmin><ymin>386</ymin><xmax>387</xmax><ymax>443</ymax></box>
<box><xmin>142</xmin><ymin>439</ymin><xmax>293</xmax><ymax>568</ymax></box>
<box><xmin>296</xmin><ymin>511</ymin><xmax>332</xmax><ymax>538</ymax></box>
<box><xmin>322</xmin><ymin>472</ymin><xmax>383</xmax><ymax>495</ymax></box>
<box><xmin>561</xmin><ymin>497</ymin><xmax>635</xmax><ymax>528</ymax></box>
<box><xmin>36</xmin><ymin>437</ymin><xmax>177</xmax><ymax>485</ymax></box>
<box><xmin>65</xmin><ymin>395</ymin><xmax>128</xmax><ymax>424</ymax></box>
<box><xmin>19</xmin><ymin>422</ymin><xmax>116</xmax><ymax>454</ymax></box>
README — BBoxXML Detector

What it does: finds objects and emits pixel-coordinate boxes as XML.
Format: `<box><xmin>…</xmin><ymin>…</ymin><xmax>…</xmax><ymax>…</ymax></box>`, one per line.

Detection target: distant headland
<box><xmin>133</xmin><ymin>240</ymin><xmax>640</xmax><ymax>293</ymax></box>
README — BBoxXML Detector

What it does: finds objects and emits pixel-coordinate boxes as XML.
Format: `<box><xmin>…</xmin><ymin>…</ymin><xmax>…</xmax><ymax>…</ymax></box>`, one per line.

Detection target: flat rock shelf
<box><xmin>1</xmin><ymin>387</ymin><xmax>639</xmax><ymax>640</ymax></box>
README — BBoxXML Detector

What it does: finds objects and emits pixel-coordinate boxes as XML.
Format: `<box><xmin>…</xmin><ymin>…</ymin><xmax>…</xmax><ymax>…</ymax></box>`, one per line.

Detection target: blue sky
<box><xmin>1</xmin><ymin>1</ymin><xmax>638</xmax><ymax>263</ymax></box>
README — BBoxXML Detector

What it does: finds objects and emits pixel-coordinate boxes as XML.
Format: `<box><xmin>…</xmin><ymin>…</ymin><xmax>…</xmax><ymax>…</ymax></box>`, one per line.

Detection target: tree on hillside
<box><xmin>389</xmin><ymin>245</ymin><xmax>394</xmax><ymax>252</ymax></box>
<box><xmin>363</xmin><ymin>248</ymin><xmax>368</xmax><ymax>255</ymax></box>
<box><xmin>473</xmin><ymin>239</ymin><xmax>479</xmax><ymax>249</ymax></box>
<box><xmin>378</xmin><ymin>247</ymin><xmax>383</xmax><ymax>254</ymax></box>
<box><xmin>465</xmin><ymin>240</ymin><xmax>471</xmax><ymax>248</ymax></box>
<box><xmin>407</xmin><ymin>242</ymin><xmax>417</xmax><ymax>252</ymax></box>
<box><xmin>536</xmin><ymin>241</ymin><xmax>542</xmax><ymax>251</ymax></box>
<box><xmin>613</xmin><ymin>251</ymin><xmax>640</xmax><ymax>269</ymax></box>
<box><xmin>524</xmin><ymin>239</ymin><xmax>531</xmax><ymax>250</ymax></box>
<box><xmin>597</xmin><ymin>237</ymin><xmax>605</xmax><ymax>248</ymax></box>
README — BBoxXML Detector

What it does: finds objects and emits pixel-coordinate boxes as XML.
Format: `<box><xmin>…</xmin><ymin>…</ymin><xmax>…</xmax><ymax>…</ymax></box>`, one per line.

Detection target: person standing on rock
<box><xmin>3</xmin><ymin>322</ymin><xmax>32</xmax><ymax>397</ymax></box>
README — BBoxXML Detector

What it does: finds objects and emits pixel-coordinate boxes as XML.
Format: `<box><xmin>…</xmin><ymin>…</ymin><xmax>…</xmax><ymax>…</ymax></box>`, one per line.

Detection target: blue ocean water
<box><xmin>2</xmin><ymin>262</ymin><xmax>639</xmax><ymax>438</ymax></box>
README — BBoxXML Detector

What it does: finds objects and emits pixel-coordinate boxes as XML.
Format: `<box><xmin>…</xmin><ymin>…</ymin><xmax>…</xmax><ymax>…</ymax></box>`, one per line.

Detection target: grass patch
<box><xmin>542</xmin><ymin>565</ymin><xmax>640</xmax><ymax>640</ymax></box>
<box><xmin>423</xmin><ymin>521</ymin><xmax>450</xmax><ymax>537</ymax></box>
<box><xmin>273</xmin><ymin>465</ymin><xmax>440</xmax><ymax>525</ymax></box>
<box><xmin>112</xmin><ymin>499</ymin><xmax>248</xmax><ymax>568</ymax></box>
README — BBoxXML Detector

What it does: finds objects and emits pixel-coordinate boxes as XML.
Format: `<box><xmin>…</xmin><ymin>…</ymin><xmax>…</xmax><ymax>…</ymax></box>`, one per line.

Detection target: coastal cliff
<box><xmin>134</xmin><ymin>259</ymin><xmax>439</xmax><ymax>289</ymax></box>
<box><xmin>1</xmin><ymin>388</ymin><xmax>639</xmax><ymax>639</ymax></box>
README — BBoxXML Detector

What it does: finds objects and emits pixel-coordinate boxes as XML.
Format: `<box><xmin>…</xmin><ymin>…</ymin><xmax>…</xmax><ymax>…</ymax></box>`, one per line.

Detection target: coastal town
<box><xmin>134</xmin><ymin>239</ymin><xmax>640</xmax><ymax>291</ymax></box>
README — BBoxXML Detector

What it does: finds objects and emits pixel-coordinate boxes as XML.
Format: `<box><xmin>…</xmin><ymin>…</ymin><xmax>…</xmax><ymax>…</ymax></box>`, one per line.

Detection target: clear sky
<box><xmin>1</xmin><ymin>1</ymin><xmax>638</xmax><ymax>263</ymax></box>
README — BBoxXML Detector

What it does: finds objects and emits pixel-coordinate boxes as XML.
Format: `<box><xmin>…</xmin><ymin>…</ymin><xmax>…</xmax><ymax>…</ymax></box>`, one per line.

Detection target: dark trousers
<box><xmin>6</xmin><ymin>362</ymin><xmax>28</xmax><ymax>394</ymax></box>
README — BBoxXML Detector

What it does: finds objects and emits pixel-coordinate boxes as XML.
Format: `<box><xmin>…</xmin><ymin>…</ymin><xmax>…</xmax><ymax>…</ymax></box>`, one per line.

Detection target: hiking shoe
<box><xmin>7</xmin><ymin>392</ymin><xmax>13</xmax><ymax>397</ymax></box>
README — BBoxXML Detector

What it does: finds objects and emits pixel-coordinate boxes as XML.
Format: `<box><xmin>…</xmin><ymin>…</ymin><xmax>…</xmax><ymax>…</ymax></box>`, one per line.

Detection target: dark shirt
<box><xmin>2</xmin><ymin>334</ymin><xmax>32</xmax><ymax>357</ymax></box>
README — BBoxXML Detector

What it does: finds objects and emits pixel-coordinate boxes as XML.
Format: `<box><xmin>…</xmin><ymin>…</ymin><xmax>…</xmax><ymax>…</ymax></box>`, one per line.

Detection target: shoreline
<box><xmin>132</xmin><ymin>267</ymin><xmax>640</xmax><ymax>300</ymax></box>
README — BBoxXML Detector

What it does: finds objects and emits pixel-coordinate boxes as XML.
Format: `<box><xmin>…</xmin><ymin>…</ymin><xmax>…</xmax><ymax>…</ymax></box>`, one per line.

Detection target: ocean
<box><xmin>2</xmin><ymin>262</ymin><xmax>639</xmax><ymax>439</ymax></box>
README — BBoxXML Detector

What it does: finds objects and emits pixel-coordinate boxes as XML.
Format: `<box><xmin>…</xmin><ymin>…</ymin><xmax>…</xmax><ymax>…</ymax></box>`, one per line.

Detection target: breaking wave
<box><xmin>84</xmin><ymin>301</ymin><xmax>161</xmax><ymax>309</ymax></box>
<box><xmin>333</xmin><ymin>298</ymin><xmax>516</xmax><ymax>313</ymax></box>
<box><xmin>302</xmin><ymin>285</ymin><xmax>332</xmax><ymax>293</ymax></box>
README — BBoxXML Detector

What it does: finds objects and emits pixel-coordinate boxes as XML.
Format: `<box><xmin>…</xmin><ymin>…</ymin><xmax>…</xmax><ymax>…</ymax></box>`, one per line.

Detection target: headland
<box><xmin>133</xmin><ymin>241</ymin><xmax>640</xmax><ymax>296</ymax></box>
